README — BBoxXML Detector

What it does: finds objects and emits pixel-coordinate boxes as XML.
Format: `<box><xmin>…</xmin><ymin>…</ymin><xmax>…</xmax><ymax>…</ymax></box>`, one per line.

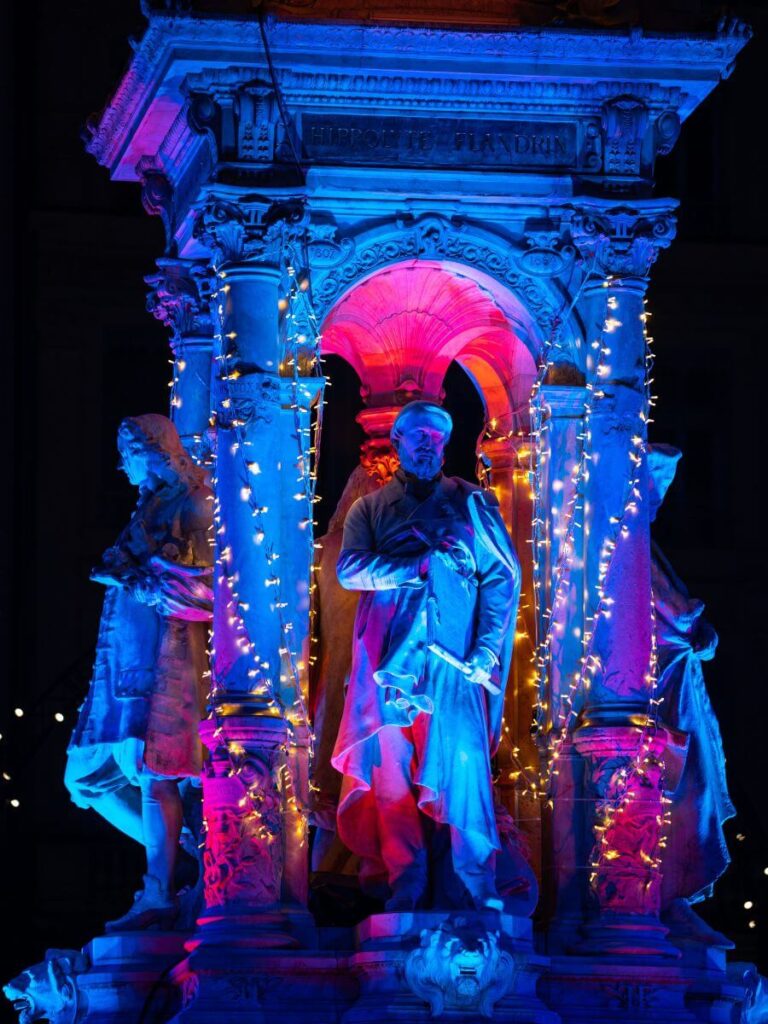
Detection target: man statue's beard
<box><xmin>399</xmin><ymin>448</ymin><xmax>443</xmax><ymax>481</ymax></box>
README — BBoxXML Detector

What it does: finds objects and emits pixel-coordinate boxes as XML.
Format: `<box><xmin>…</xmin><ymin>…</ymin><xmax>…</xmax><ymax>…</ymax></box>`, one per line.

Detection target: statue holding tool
<box><xmin>331</xmin><ymin>401</ymin><xmax>528</xmax><ymax>912</ymax></box>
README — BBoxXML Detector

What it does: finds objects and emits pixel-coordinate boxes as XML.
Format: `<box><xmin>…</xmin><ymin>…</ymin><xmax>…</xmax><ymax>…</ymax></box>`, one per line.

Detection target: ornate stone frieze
<box><xmin>202</xmin><ymin>745</ymin><xmax>284</xmax><ymax>909</ymax></box>
<box><xmin>310</xmin><ymin>213</ymin><xmax>560</xmax><ymax>337</ymax></box>
<box><xmin>569</xmin><ymin>203</ymin><xmax>677</xmax><ymax>281</ymax></box>
<box><xmin>403</xmin><ymin>915</ymin><xmax>517</xmax><ymax>1018</ymax></box>
<box><xmin>145</xmin><ymin>258</ymin><xmax>214</xmax><ymax>342</ymax></box>
<box><xmin>85</xmin><ymin>13</ymin><xmax>749</xmax><ymax>181</ymax></box>
<box><xmin>214</xmin><ymin>373</ymin><xmax>282</xmax><ymax>431</ymax></box>
<box><xmin>194</xmin><ymin>196</ymin><xmax>305</xmax><ymax>266</ymax></box>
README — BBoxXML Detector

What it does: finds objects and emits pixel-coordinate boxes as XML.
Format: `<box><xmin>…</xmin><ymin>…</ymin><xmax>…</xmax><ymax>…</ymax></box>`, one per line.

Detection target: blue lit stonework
<box><xmin>3</xmin><ymin>8</ymin><xmax>762</xmax><ymax>1024</ymax></box>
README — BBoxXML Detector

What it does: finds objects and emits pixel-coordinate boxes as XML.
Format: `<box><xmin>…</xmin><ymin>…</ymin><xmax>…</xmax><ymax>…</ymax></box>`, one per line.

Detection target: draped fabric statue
<box><xmin>331</xmin><ymin>402</ymin><xmax>521</xmax><ymax>912</ymax></box>
<box><xmin>648</xmin><ymin>444</ymin><xmax>735</xmax><ymax>946</ymax></box>
<box><xmin>66</xmin><ymin>414</ymin><xmax>213</xmax><ymax>931</ymax></box>
<box><xmin>309</xmin><ymin>465</ymin><xmax>381</xmax><ymax>877</ymax></box>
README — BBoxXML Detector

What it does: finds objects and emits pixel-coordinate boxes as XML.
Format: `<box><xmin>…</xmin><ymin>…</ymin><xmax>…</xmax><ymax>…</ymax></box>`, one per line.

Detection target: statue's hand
<box><xmin>154</xmin><ymin>570</ymin><xmax>214</xmax><ymax>621</ymax></box>
<box><xmin>431</xmin><ymin>539</ymin><xmax>476</xmax><ymax>578</ymax></box>
<box><xmin>466</xmin><ymin>647</ymin><xmax>497</xmax><ymax>686</ymax></box>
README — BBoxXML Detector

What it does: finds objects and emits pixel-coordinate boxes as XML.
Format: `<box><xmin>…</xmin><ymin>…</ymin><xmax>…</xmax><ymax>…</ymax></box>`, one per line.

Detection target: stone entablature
<box><xmin>86</xmin><ymin>14</ymin><xmax>748</xmax><ymax>232</ymax></box>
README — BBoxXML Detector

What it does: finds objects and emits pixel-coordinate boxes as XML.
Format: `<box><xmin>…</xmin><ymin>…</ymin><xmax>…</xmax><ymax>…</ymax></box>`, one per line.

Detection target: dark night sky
<box><xmin>2</xmin><ymin>0</ymin><xmax>768</xmax><ymax>1002</ymax></box>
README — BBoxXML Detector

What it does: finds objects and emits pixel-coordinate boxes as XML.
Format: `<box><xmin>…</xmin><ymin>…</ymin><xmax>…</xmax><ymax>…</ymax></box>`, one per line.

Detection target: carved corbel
<box><xmin>137</xmin><ymin>156</ymin><xmax>175</xmax><ymax>249</ymax></box>
<box><xmin>601</xmin><ymin>96</ymin><xmax>649</xmax><ymax>177</ymax></box>
<box><xmin>185</xmin><ymin>70</ymin><xmax>277</xmax><ymax>164</ymax></box>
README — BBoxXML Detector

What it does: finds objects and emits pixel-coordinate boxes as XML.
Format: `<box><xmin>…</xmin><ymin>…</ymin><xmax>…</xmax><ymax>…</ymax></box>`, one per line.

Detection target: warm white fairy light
<box><xmin>205</xmin><ymin>226</ymin><xmax>324</xmax><ymax>843</ymax></box>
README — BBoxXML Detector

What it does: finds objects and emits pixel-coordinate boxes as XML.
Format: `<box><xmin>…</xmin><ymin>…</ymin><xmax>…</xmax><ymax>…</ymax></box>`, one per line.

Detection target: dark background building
<box><xmin>2</xmin><ymin>0</ymin><xmax>767</xmax><ymax>1004</ymax></box>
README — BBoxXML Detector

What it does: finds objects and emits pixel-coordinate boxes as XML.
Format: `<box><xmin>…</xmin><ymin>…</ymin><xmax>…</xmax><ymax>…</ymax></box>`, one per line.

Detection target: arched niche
<box><xmin>312</xmin><ymin>258</ymin><xmax>545</xmax><ymax>876</ymax></box>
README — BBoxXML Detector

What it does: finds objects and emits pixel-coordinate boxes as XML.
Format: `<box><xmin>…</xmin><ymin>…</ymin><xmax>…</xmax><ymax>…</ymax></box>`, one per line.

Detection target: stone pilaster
<box><xmin>477</xmin><ymin>433</ymin><xmax>541</xmax><ymax>878</ymax></box>
<box><xmin>190</xmin><ymin>196</ymin><xmax>314</xmax><ymax>951</ymax></box>
<box><xmin>566</xmin><ymin>202</ymin><xmax>678</xmax><ymax>956</ymax></box>
<box><xmin>145</xmin><ymin>258</ymin><xmax>215</xmax><ymax>463</ymax></box>
<box><xmin>530</xmin><ymin>386</ymin><xmax>590</xmax><ymax>942</ymax></box>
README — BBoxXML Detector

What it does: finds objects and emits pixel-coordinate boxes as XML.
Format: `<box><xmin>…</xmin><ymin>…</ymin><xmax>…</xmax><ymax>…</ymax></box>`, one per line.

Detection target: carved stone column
<box><xmin>145</xmin><ymin>258</ymin><xmax>214</xmax><ymax>463</ymax></box>
<box><xmin>568</xmin><ymin>202</ymin><xmax>678</xmax><ymax>956</ymax></box>
<box><xmin>190</xmin><ymin>196</ymin><xmax>314</xmax><ymax>953</ymax></box>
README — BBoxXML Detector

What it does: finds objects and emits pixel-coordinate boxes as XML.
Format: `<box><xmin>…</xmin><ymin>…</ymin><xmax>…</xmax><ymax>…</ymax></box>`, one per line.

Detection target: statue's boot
<box><xmin>662</xmin><ymin>898</ymin><xmax>735</xmax><ymax>948</ymax></box>
<box><xmin>385</xmin><ymin>853</ymin><xmax>427</xmax><ymax>912</ymax></box>
<box><xmin>452</xmin><ymin>835</ymin><xmax>504</xmax><ymax>912</ymax></box>
<box><xmin>104</xmin><ymin>874</ymin><xmax>178</xmax><ymax>933</ymax></box>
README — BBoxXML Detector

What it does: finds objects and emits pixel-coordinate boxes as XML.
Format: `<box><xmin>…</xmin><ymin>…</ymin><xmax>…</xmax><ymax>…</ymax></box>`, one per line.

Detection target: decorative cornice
<box><xmin>277</xmin><ymin>72</ymin><xmax>684</xmax><ymax>115</ymax></box>
<box><xmin>84</xmin><ymin>13</ymin><xmax>749</xmax><ymax>178</ymax></box>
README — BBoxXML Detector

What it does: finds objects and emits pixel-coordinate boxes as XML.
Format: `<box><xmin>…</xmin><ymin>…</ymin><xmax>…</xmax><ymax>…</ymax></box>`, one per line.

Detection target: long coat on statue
<box><xmin>331</xmin><ymin>470</ymin><xmax>520</xmax><ymax>887</ymax></box>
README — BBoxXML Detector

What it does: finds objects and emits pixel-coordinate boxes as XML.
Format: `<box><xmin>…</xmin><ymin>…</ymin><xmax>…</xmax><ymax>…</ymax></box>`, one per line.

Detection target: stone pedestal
<box><xmin>345</xmin><ymin>912</ymin><xmax>558</xmax><ymax>1024</ymax></box>
<box><xmin>76</xmin><ymin>932</ymin><xmax>191</xmax><ymax>1024</ymax></box>
<box><xmin>572</xmin><ymin>722</ymin><xmax>678</xmax><ymax>959</ymax></box>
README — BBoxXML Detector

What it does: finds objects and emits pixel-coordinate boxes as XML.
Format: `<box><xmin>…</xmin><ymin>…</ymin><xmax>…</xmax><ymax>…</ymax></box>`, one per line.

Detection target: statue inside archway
<box><xmin>330</xmin><ymin>401</ymin><xmax>528</xmax><ymax>912</ymax></box>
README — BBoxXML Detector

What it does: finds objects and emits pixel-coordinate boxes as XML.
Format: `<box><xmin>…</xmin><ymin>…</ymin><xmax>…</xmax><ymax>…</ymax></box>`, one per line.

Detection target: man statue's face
<box><xmin>396</xmin><ymin>424</ymin><xmax>447</xmax><ymax>480</ymax></box>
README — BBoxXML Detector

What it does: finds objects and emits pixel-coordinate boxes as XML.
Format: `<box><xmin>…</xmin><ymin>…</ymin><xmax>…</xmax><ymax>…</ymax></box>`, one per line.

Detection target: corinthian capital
<box><xmin>569</xmin><ymin>204</ymin><xmax>677</xmax><ymax>282</ymax></box>
<box><xmin>145</xmin><ymin>258</ymin><xmax>214</xmax><ymax>343</ymax></box>
<box><xmin>194</xmin><ymin>196</ymin><xmax>307</xmax><ymax>267</ymax></box>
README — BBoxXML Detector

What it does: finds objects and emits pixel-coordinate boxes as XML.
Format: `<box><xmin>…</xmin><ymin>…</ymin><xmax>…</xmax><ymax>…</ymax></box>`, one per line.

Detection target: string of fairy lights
<box><xmin>3</xmin><ymin>226</ymin><xmax>766</xmax><ymax>942</ymax></box>
<box><xmin>478</xmin><ymin>267</ymin><xmax>673</xmax><ymax>898</ymax></box>
<box><xmin>203</xmin><ymin>220</ymin><xmax>324</xmax><ymax>850</ymax></box>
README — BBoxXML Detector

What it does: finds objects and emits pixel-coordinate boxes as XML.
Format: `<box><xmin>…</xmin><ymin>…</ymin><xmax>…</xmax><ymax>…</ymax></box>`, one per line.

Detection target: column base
<box><xmin>571</xmin><ymin>913</ymin><xmax>680</xmax><ymax>959</ymax></box>
<box><xmin>187</xmin><ymin>902</ymin><xmax>317</xmax><ymax>952</ymax></box>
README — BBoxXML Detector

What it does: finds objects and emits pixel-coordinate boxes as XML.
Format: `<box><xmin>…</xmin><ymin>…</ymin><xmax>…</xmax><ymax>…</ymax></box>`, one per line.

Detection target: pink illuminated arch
<box><xmin>320</xmin><ymin>260</ymin><xmax>540</xmax><ymax>435</ymax></box>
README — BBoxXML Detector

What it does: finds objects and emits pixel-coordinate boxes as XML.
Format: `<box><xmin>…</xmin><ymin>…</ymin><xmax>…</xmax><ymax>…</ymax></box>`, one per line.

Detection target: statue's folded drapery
<box><xmin>653</xmin><ymin>543</ymin><xmax>735</xmax><ymax>904</ymax></box>
<box><xmin>331</xmin><ymin>471</ymin><xmax>520</xmax><ymax>887</ymax></box>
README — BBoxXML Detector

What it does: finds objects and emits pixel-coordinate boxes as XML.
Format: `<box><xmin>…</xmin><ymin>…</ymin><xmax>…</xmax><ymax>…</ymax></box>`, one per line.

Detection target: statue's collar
<box><xmin>388</xmin><ymin>469</ymin><xmax>449</xmax><ymax>506</ymax></box>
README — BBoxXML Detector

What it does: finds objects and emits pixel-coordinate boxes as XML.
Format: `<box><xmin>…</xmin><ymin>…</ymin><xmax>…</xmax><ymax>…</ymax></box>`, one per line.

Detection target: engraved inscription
<box><xmin>298</xmin><ymin>114</ymin><xmax>578</xmax><ymax>168</ymax></box>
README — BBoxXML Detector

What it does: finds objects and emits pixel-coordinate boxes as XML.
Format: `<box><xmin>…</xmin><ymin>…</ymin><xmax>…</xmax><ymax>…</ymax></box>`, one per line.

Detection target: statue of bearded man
<box><xmin>331</xmin><ymin>401</ymin><xmax>521</xmax><ymax>912</ymax></box>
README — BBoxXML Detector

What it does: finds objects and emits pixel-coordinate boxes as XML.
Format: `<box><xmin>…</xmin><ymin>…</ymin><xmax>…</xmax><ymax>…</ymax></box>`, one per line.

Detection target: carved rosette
<box><xmin>145</xmin><ymin>258</ymin><xmax>214</xmax><ymax>343</ymax></box>
<box><xmin>404</xmin><ymin>916</ymin><xmax>517</xmax><ymax>1019</ymax></box>
<box><xmin>570</xmin><ymin>206</ymin><xmax>677</xmax><ymax>284</ymax></box>
<box><xmin>194</xmin><ymin>196</ymin><xmax>306</xmax><ymax>269</ymax></box>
